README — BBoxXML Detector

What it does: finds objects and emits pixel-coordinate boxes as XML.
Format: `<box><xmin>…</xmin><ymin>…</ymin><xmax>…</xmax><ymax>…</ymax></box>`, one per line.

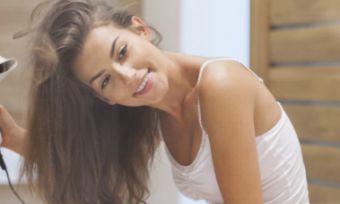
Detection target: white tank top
<box><xmin>160</xmin><ymin>58</ymin><xmax>310</xmax><ymax>204</ymax></box>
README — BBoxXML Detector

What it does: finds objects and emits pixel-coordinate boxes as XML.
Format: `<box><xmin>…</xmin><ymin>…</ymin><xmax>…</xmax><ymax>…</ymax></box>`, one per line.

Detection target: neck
<box><xmin>150</xmin><ymin>52</ymin><xmax>208</xmax><ymax>121</ymax></box>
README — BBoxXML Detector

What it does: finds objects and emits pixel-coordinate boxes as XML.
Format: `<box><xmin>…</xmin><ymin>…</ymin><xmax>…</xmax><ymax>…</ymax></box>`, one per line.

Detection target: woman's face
<box><xmin>73</xmin><ymin>18</ymin><xmax>169</xmax><ymax>107</ymax></box>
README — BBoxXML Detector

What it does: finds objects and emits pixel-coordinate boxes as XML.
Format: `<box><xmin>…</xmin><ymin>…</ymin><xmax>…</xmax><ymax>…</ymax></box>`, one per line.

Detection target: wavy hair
<box><xmin>19</xmin><ymin>0</ymin><xmax>161</xmax><ymax>203</ymax></box>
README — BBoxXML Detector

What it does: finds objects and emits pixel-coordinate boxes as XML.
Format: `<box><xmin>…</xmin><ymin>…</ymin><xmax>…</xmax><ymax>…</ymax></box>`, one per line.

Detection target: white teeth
<box><xmin>136</xmin><ymin>73</ymin><xmax>150</xmax><ymax>93</ymax></box>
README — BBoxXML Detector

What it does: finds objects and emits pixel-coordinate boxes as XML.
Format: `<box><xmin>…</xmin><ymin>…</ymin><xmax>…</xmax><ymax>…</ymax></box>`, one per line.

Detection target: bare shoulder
<box><xmin>196</xmin><ymin>59</ymin><xmax>259</xmax><ymax>131</ymax></box>
<box><xmin>197</xmin><ymin>59</ymin><xmax>259</xmax><ymax>98</ymax></box>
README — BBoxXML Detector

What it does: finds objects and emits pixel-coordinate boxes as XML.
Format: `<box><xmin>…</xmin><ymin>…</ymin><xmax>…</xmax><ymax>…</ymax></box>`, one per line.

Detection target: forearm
<box><xmin>4</xmin><ymin>126</ymin><xmax>27</xmax><ymax>156</ymax></box>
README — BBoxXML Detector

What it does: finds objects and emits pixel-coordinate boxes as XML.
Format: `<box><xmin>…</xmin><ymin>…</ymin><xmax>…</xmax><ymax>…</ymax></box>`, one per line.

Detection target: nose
<box><xmin>112</xmin><ymin>62</ymin><xmax>136</xmax><ymax>85</ymax></box>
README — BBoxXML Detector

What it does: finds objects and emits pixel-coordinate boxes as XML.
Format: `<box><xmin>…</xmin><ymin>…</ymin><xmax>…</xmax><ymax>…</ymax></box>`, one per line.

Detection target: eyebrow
<box><xmin>89</xmin><ymin>70</ymin><xmax>105</xmax><ymax>85</ymax></box>
<box><xmin>110</xmin><ymin>36</ymin><xmax>119</xmax><ymax>58</ymax></box>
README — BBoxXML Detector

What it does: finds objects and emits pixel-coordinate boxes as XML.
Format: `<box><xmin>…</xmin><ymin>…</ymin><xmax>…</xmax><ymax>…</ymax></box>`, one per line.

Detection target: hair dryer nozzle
<box><xmin>0</xmin><ymin>56</ymin><xmax>18</xmax><ymax>81</ymax></box>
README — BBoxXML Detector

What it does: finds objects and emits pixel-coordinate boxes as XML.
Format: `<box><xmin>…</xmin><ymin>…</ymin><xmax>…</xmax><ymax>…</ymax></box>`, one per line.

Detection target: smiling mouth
<box><xmin>134</xmin><ymin>68</ymin><xmax>151</xmax><ymax>95</ymax></box>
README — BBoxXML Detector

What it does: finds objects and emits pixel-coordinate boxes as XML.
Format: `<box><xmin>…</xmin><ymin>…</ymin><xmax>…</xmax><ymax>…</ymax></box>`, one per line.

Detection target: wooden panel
<box><xmin>271</xmin><ymin>0</ymin><xmax>340</xmax><ymax>26</ymax></box>
<box><xmin>270</xmin><ymin>67</ymin><xmax>340</xmax><ymax>101</ymax></box>
<box><xmin>270</xmin><ymin>25</ymin><xmax>340</xmax><ymax>64</ymax></box>
<box><xmin>302</xmin><ymin>145</ymin><xmax>340</xmax><ymax>183</ymax></box>
<box><xmin>250</xmin><ymin>0</ymin><xmax>270</xmax><ymax>83</ymax></box>
<box><xmin>0</xmin><ymin>2</ymin><xmax>36</xmax><ymax>24</ymax></box>
<box><xmin>120</xmin><ymin>0</ymin><xmax>141</xmax><ymax>16</ymax></box>
<box><xmin>309</xmin><ymin>184</ymin><xmax>340</xmax><ymax>204</ymax></box>
<box><xmin>284</xmin><ymin>105</ymin><xmax>340</xmax><ymax>142</ymax></box>
<box><xmin>0</xmin><ymin>40</ymin><xmax>30</xmax><ymax>61</ymax></box>
<box><xmin>253</xmin><ymin>1</ymin><xmax>340</xmax><ymax>203</ymax></box>
<box><xmin>0</xmin><ymin>185</ymin><xmax>42</xmax><ymax>204</ymax></box>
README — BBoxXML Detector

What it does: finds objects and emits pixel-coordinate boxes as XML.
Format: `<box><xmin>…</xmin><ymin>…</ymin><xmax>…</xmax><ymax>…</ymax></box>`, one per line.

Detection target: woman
<box><xmin>0</xmin><ymin>0</ymin><xmax>310</xmax><ymax>203</ymax></box>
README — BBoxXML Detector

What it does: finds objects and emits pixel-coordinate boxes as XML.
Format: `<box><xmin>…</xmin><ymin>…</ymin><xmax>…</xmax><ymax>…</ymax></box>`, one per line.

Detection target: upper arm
<box><xmin>198</xmin><ymin>60</ymin><xmax>263</xmax><ymax>204</ymax></box>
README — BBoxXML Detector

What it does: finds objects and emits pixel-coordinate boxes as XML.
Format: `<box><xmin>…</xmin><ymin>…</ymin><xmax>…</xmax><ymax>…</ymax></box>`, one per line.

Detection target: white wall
<box><xmin>0</xmin><ymin>148</ymin><xmax>22</xmax><ymax>184</ymax></box>
<box><xmin>181</xmin><ymin>0</ymin><xmax>250</xmax><ymax>66</ymax></box>
<box><xmin>143</xmin><ymin>0</ymin><xmax>250</xmax><ymax>204</ymax></box>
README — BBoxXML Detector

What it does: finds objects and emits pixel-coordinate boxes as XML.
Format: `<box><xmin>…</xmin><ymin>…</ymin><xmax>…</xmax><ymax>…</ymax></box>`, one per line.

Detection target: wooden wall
<box><xmin>251</xmin><ymin>0</ymin><xmax>340</xmax><ymax>203</ymax></box>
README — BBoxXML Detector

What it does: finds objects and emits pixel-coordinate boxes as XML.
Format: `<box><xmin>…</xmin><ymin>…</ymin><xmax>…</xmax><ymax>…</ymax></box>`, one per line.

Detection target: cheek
<box><xmin>157</xmin><ymin>72</ymin><xmax>168</xmax><ymax>87</ymax></box>
<box><xmin>104</xmin><ymin>83</ymin><xmax>128</xmax><ymax>104</ymax></box>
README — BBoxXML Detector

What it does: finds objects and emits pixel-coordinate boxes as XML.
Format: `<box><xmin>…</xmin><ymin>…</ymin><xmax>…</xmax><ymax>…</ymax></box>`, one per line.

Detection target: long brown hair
<box><xmin>20</xmin><ymin>0</ymin><xmax>161</xmax><ymax>203</ymax></box>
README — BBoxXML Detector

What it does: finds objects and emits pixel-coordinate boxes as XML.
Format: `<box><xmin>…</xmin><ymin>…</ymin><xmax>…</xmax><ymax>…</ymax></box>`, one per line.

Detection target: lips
<box><xmin>133</xmin><ymin>68</ymin><xmax>151</xmax><ymax>96</ymax></box>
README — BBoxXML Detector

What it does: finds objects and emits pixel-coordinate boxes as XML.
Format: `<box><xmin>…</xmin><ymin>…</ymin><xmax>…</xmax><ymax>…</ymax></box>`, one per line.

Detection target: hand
<box><xmin>0</xmin><ymin>104</ymin><xmax>26</xmax><ymax>155</ymax></box>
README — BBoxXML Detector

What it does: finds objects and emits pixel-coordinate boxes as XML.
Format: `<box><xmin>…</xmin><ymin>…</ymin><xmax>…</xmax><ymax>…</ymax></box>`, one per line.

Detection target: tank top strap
<box><xmin>196</xmin><ymin>58</ymin><xmax>263</xmax><ymax>131</ymax></box>
<box><xmin>197</xmin><ymin>58</ymin><xmax>263</xmax><ymax>85</ymax></box>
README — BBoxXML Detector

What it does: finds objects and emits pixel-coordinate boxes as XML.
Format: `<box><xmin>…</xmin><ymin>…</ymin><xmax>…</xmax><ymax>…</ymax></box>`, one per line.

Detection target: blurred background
<box><xmin>1</xmin><ymin>0</ymin><xmax>340</xmax><ymax>204</ymax></box>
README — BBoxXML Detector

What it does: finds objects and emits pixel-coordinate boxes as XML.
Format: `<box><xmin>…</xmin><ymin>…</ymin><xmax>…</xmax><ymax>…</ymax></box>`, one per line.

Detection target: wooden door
<box><xmin>251</xmin><ymin>0</ymin><xmax>340</xmax><ymax>203</ymax></box>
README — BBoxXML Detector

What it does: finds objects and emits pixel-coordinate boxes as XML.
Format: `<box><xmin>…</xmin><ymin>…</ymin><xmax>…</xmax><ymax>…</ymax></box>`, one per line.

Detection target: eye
<box><xmin>101</xmin><ymin>74</ymin><xmax>111</xmax><ymax>89</ymax></box>
<box><xmin>118</xmin><ymin>44</ymin><xmax>127</xmax><ymax>61</ymax></box>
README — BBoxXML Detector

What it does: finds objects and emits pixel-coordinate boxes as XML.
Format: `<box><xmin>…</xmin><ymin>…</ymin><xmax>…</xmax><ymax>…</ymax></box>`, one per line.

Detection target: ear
<box><xmin>130</xmin><ymin>16</ymin><xmax>152</xmax><ymax>41</ymax></box>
